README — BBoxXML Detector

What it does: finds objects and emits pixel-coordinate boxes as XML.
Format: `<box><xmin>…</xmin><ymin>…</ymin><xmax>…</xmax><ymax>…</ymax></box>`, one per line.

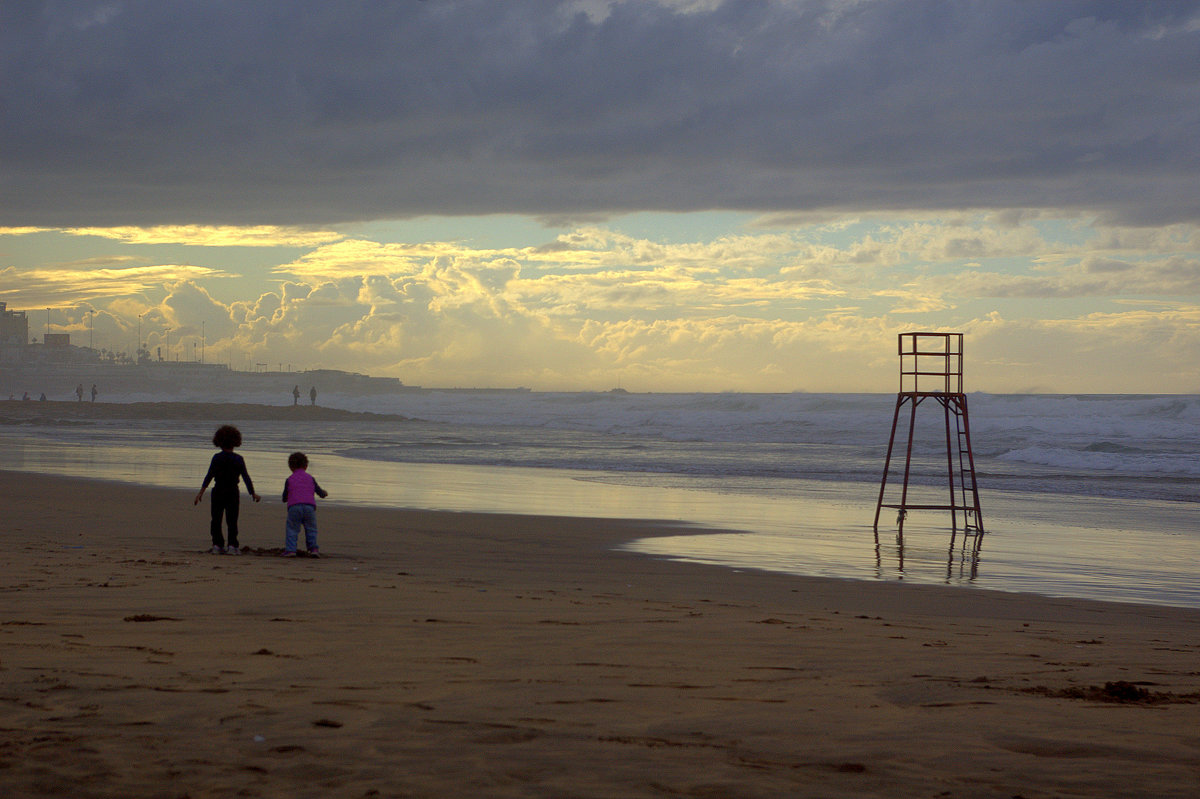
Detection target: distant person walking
<box><xmin>90</xmin><ymin>384</ymin><xmax>98</xmax><ymax>402</ymax></box>
<box><xmin>281</xmin><ymin>452</ymin><xmax>328</xmax><ymax>557</ymax></box>
<box><xmin>75</xmin><ymin>383</ymin><xmax>83</xmax><ymax>401</ymax></box>
<box><xmin>292</xmin><ymin>385</ymin><xmax>300</xmax><ymax>405</ymax></box>
<box><xmin>194</xmin><ymin>425</ymin><xmax>261</xmax><ymax>554</ymax></box>
<box><xmin>309</xmin><ymin>386</ymin><xmax>317</xmax><ymax>406</ymax></box>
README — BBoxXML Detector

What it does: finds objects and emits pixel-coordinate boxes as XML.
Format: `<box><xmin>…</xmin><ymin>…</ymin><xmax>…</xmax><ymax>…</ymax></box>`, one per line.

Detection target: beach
<box><xmin>8</xmin><ymin>396</ymin><xmax>1200</xmax><ymax>610</ymax></box>
<box><xmin>4</xmin><ymin>469</ymin><xmax>1200</xmax><ymax>798</ymax></box>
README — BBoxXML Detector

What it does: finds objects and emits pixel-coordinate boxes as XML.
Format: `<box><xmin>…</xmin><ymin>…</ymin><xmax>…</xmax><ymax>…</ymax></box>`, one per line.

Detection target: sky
<box><xmin>3</xmin><ymin>0</ymin><xmax>1200</xmax><ymax>393</ymax></box>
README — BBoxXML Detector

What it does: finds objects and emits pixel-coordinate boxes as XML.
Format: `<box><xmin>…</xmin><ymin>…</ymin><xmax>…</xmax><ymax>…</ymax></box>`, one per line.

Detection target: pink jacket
<box><xmin>282</xmin><ymin>469</ymin><xmax>326</xmax><ymax>507</ymax></box>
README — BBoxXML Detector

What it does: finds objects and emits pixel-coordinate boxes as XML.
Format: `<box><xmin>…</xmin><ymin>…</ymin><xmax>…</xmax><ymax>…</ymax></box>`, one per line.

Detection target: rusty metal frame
<box><xmin>874</xmin><ymin>332</ymin><xmax>984</xmax><ymax>540</ymax></box>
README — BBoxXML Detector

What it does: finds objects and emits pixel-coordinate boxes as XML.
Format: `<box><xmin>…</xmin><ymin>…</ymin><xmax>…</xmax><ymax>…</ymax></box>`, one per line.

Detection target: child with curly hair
<box><xmin>194</xmin><ymin>424</ymin><xmax>261</xmax><ymax>554</ymax></box>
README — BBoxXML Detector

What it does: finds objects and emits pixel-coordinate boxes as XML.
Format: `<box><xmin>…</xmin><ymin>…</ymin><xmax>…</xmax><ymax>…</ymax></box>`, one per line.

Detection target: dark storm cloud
<box><xmin>3</xmin><ymin>0</ymin><xmax>1198</xmax><ymax>225</ymax></box>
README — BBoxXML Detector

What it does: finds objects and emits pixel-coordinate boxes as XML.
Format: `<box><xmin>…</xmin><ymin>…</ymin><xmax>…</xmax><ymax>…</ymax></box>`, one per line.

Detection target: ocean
<box><xmin>4</xmin><ymin>390</ymin><xmax>1200</xmax><ymax>609</ymax></box>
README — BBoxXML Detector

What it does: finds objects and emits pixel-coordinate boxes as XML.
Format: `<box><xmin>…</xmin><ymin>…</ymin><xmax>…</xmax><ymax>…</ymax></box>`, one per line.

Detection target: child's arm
<box><xmin>313</xmin><ymin>478</ymin><xmax>328</xmax><ymax>499</ymax></box>
<box><xmin>194</xmin><ymin>458</ymin><xmax>216</xmax><ymax>504</ymax></box>
<box><xmin>240</xmin><ymin>461</ymin><xmax>261</xmax><ymax>502</ymax></box>
<box><xmin>281</xmin><ymin>479</ymin><xmax>289</xmax><ymax>504</ymax></box>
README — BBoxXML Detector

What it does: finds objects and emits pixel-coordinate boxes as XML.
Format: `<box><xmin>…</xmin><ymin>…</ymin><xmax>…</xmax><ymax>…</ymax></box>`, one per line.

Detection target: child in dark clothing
<box><xmin>194</xmin><ymin>425</ymin><xmax>261</xmax><ymax>554</ymax></box>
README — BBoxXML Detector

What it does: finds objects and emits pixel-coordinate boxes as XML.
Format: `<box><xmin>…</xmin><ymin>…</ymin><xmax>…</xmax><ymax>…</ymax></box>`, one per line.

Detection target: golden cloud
<box><xmin>0</xmin><ymin>264</ymin><xmax>228</xmax><ymax>306</ymax></box>
<box><xmin>53</xmin><ymin>225</ymin><xmax>345</xmax><ymax>247</ymax></box>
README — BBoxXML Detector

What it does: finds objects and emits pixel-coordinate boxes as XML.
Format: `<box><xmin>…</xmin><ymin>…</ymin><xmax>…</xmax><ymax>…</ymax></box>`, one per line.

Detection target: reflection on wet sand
<box><xmin>873</xmin><ymin>521</ymin><xmax>984</xmax><ymax>583</ymax></box>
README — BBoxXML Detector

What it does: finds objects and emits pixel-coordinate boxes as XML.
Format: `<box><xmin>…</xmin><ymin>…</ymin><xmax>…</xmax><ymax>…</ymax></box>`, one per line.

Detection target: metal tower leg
<box><xmin>873</xmin><ymin>395</ymin><xmax>904</xmax><ymax>532</ymax></box>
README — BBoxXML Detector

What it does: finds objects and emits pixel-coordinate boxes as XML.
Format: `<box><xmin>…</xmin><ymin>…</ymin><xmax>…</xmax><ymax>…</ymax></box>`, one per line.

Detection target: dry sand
<box><xmin>3</xmin><ymin>469</ymin><xmax>1200</xmax><ymax>798</ymax></box>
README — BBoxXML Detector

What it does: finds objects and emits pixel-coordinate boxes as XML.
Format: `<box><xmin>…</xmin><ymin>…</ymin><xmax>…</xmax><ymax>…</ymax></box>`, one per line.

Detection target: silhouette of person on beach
<box><xmin>75</xmin><ymin>383</ymin><xmax>83</xmax><ymax>402</ymax></box>
<box><xmin>293</xmin><ymin>385</ymin><xmax>300</xmax><ymax>405</ymax></box>
<box><xmin>194</xmin><ymin>425</ymin><xmax>261</xmax><ymax>555</ymax></box>
<box><xmin>90</xmin><ymin>384</ymin><xmax>97</xmax><ymax>402</ymax></box>
<box><xmin>281</xmin><ymin>451</ymin><xmax>328</xmax><ymax>557</ymax></box>
<box><xmin>309</xmin><ymin>386</ymin><xmax>317</xmax><ymax>406</ymax></box>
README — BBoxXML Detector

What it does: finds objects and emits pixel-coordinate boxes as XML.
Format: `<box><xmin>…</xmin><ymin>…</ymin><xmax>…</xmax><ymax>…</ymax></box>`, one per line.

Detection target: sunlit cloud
<box><xmin>574</xmin><ymin>313</ymin><xmax>898</xmax><ymax>391</ymax></box>
<box><xmin>7</xmin><ymin>208</ymin><xmax>1200</xmax><ymax>391</ymax></box>
<box><xmin>57</xmin><ymin>225</ymin><xmax>345</xmax><ymax>247</ymax></box>
<box><xmin>869</xmin><ymin>290</ymin><xmax>954</xmax><ymax>315</ymax></box>
<box><xmin>275</xmin><ymin>234</ymin><xmax>623</xmax><ymax>280</ymax></box>
<box><xmin>0</xmin><ymin>264</ymin><xmax>229</xmax><ymax>307</ymax></box>
<box><xmin>276</xmin><ymin>240</ymin><xmax>453</xmax><ymax>280</ymax></box>
<box><xmin>966</xmin><ymin>306</ymin><xmax>1200</xmax><ymax>393</ymax></box>
<box><xmin>928</xmin><ymin>255</ymin><xmax>1200</xmax><ymax>300</ymax></box>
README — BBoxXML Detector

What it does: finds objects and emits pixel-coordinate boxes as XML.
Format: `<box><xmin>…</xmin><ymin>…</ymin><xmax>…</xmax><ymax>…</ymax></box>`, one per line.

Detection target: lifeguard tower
<box><xmin>874</xmin><ymin>332</ymin><xmax>983</xmax><ymax>539</ymax></box>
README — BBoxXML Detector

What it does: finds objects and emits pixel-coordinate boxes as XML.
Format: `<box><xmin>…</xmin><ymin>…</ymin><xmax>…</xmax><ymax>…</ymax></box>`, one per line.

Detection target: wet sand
<box><xmin>3</xmin><ymin>469</ymin><xmax>1200</xmax><ymax>798</ymax></box>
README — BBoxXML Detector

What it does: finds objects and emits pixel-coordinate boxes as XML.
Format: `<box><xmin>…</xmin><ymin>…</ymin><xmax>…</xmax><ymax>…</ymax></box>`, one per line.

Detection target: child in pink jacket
<box><xmin>281</xmin><ymin>452</ymin><xmax>328</xmax><ymax>557</ymax></box>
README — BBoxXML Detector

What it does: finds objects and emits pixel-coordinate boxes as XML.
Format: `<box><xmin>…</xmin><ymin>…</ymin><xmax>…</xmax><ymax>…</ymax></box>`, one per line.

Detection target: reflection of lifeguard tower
<box><xmin>874</xmin><ymin>333</ymin><xmax>983</xmax><ymax>538</ymax></box>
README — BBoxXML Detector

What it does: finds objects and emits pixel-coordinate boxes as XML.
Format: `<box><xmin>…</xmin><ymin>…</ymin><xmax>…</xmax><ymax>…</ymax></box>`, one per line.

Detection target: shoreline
<box><xmin>0</xmin><ymin>398</ymin><xmax>411</xmax><ymax>422</ymax></box>
<box><xmin>5</xmin><ymin>470</ymin><xmax>1200</xmax><ymax>796</ymax></box>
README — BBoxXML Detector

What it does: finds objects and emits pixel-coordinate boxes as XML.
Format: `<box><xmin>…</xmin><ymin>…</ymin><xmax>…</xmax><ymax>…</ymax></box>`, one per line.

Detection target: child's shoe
<box><xmin>209</xmin><ymin>545</ymin><xmax>224</xmax><ymax>555</ymax></box>
<box><xmin>281</xmin><ymin>550</ymin><xmax>297</xmax><ymax>558</ymax></box>
<box><xmin>307</xmin><ymin>548</ymin><xmax>320</xmax><ymax>558</ymax></box>
<box><xmin>225</xmin><ymin>545</ymin><xmax>241</xmax><ymax>555</ymax></box>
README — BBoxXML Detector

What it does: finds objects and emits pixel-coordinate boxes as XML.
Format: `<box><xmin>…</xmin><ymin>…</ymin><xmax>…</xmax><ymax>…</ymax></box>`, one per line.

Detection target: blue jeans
<box><xmin>285</xmin><ymin>504</ymin><xmax>318</xmax><ymax>552</ymax></box>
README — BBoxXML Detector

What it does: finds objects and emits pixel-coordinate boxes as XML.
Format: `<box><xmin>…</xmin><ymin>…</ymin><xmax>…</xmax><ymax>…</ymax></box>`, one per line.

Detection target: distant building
<box><xmin>0</xmin><ymin>302</ymin><xmax>28</xmax><ymax>346</ymax></box>
<box><xmin>43</xmin><ymin>332</ymin><xmax>71</xmax><ymax>348</ymax></box>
